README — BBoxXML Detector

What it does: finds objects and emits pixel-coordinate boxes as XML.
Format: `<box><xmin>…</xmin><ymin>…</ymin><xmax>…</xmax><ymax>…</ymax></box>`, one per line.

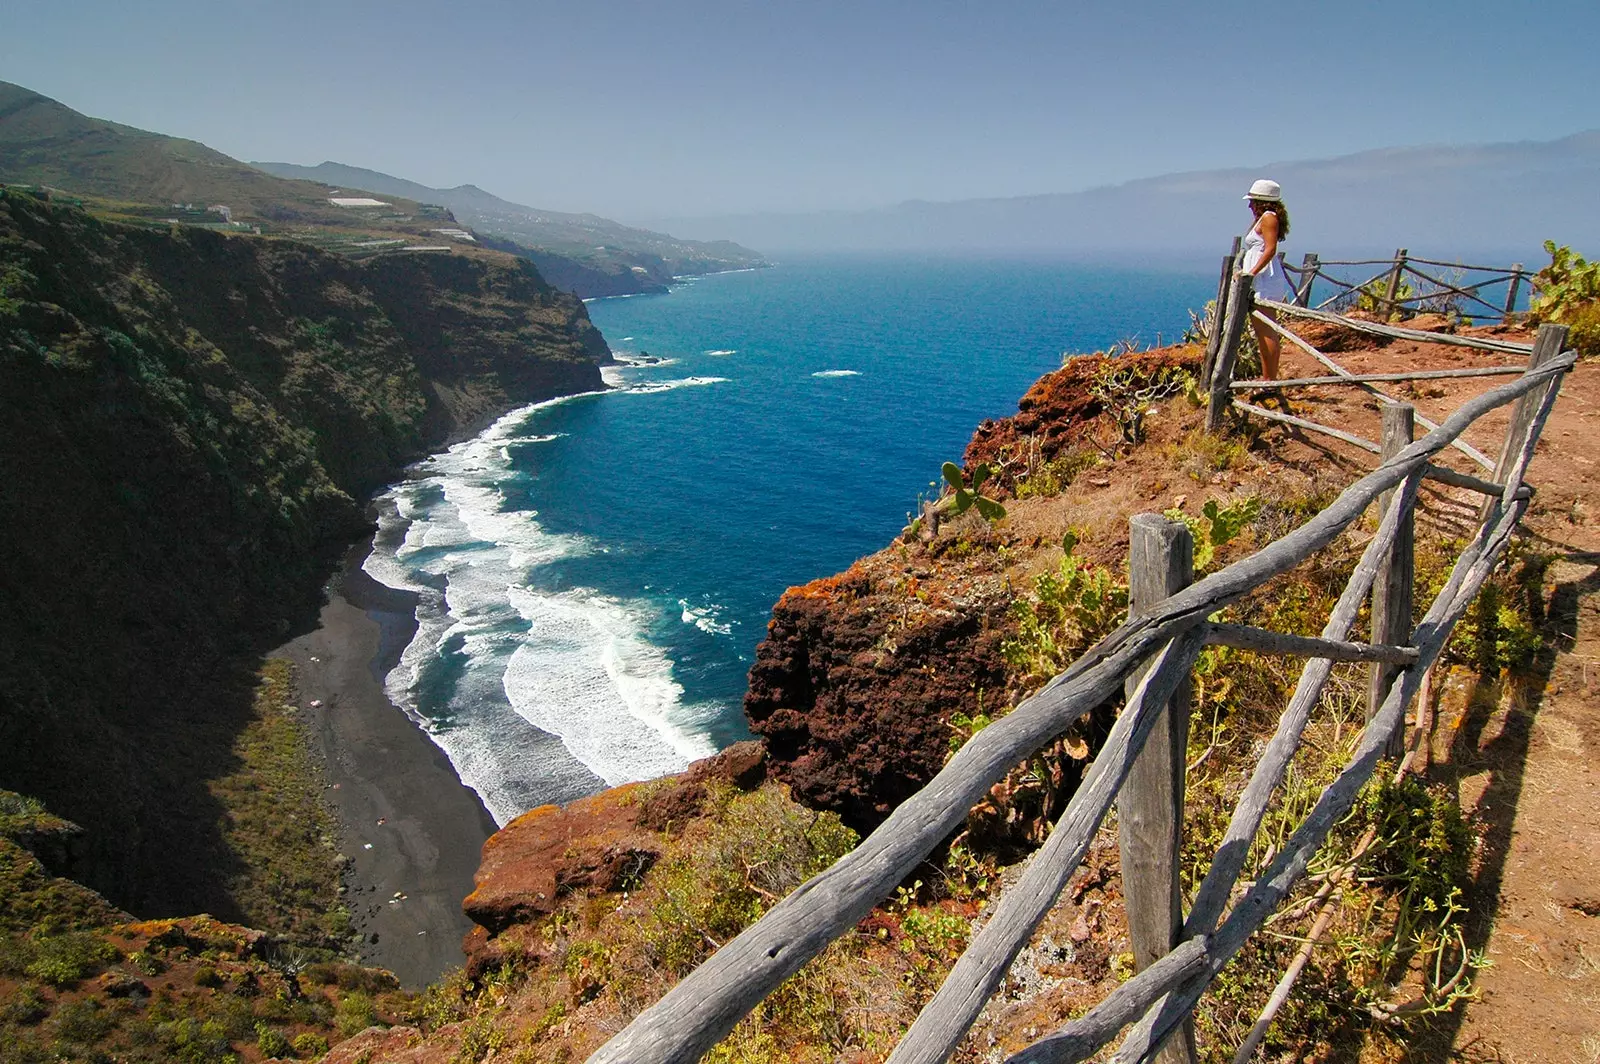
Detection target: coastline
<box><xmin>273</xmin><ymin>541</ymin><xmax>497</xmax><ymax>989</ymax></box>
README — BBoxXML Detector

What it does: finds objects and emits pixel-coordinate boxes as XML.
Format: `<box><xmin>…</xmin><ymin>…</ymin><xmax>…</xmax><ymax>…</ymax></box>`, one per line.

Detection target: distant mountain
<box><xmin>0</xmin><ymin>81</ymin><xmax>419</xmax><ymax>226</ymax></box>
<box><xmin>253</xmin><ymin>160</ymin><xmax>769</xmax><ymax>295</ymax></box>
<box><xmin>655</xmin><ymin>132</ymin><xmax>1600</xmax><ymax>261</ymax></box>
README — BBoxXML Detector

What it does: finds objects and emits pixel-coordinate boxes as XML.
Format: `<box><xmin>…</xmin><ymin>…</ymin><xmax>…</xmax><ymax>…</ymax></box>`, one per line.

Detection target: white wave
<box><xmin>601</xmin><ymin>364</ymin><xmax>627</xmax><ymax>387</ymax></box>
<box><xmin>624</xmin><ymin>376</ymin><xmax>728</xmax><ymax>395</ymax></box>
<box><xmin>360</xmin><ymin>393</ymin><xmax>719</xmax><ymax>819</ymax></box>
<box><xmin>812</xmin><ymin>369</ymin><xmax>860</xmax><ymax>378</ymax></box>
<box><xmin>679</xmin><ymin>598</ymin><xmax>734</xmax><ymax>637</ymax></box>
<box><xmin>703</xmin><ymin>349</ymin><xmax>737</xmax><ymax>356</ymax></box>
<box><xmin>503</xmin><ymin>587</ymin><xmax>716</xmax><ymax>786</ymax></box>
<box><xmin>620</xmin><ymin>336</ymin><xmax>634</xmax><ymax>342</ymax></box>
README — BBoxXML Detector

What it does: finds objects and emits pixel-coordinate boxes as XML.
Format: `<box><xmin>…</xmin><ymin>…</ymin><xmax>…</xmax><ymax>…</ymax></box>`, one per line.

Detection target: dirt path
<box><xmin>1255</xmin><ymin>321</ymin><xmax>1600</xmax><ymax>1062</ymax></box>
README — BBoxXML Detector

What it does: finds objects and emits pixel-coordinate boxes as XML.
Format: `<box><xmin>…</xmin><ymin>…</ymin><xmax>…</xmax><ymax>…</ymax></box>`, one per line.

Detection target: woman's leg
<box><xmin>1251</xmin><ymin>309</ymin><xmax>1282</xmax><ymax>380</ymax></box>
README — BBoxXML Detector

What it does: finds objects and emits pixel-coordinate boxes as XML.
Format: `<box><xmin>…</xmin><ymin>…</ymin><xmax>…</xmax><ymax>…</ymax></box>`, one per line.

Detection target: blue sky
<box><xmin>5</xmin><ymin>0</ymin><xmax>1597</xmax><ymax>222</ymax></box>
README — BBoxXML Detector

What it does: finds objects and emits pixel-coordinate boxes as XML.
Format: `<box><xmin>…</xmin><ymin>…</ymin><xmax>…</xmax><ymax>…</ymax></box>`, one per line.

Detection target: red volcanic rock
<box><xmin>635</xmin><ymin>740</ymin><xmax>766</xmax><ymax>831</ymax></box>
<box><xmin>743</xmin><ymin>558</ymin><xmax>1013</xmax><ymax>831</ymax></box>
<box><xmin>965</xmin><ymin>345</ymin><xmax>1201</xmax><ymax>485</ymax></box>
<box><xmin>461</xmin><ymin>743</ymin><xmax>769</xmax><ymax>972</ymax></box>
<box><xmin>464</xmin><ymin>789</ymin><xmax>656</xmax><ymax>935</ymax></box>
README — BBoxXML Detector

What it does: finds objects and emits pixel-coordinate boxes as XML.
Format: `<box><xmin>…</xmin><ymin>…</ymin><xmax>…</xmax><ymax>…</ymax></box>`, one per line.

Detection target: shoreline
<box><xmin>273</xmin><ymin>541</ymin><xmax>497</xmax><ymax>989</ymax></box>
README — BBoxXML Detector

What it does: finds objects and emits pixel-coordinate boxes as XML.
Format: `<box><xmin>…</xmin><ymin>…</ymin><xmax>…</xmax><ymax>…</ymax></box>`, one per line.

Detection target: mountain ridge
<box><xmin>652</xmin><ymin>129</ymin><xmax>1600</xmax><ymax>258</ymax></box>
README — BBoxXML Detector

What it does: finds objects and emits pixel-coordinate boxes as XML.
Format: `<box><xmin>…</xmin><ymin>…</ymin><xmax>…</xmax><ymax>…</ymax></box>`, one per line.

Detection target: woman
<box><xmin>1239</xmin><ymin>178</ymin><xmax>1293</xmax><ymax>380</ymax></box>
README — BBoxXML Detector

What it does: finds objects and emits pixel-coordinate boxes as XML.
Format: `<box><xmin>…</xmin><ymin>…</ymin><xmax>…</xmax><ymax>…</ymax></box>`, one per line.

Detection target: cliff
<box><xmin>0</xmin><ymin>188</ymin><xmax>609</xmax><ymax>918</ymax></box>
<box><xmin>744</xmin><ymin>346</ymin><xmax>1201</xmax><ymax>838</ymax></box>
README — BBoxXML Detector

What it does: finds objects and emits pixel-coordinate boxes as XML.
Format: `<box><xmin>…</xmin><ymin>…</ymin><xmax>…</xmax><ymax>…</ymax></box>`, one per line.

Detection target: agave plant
<box><xmin>942</xmin><ymin>461</ymin><xmax>1006</xmax><ymax>522</ymax></box>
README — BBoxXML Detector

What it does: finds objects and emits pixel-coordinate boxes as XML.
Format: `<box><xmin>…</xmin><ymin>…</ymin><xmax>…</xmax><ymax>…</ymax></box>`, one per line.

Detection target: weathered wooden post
<box><xmin>1382</xmin><ymin>247</ymin><xmax>1408</xmax><ymax>320</ymax></box>
<box><xmin>1501</xmin><ymin>264</ymin><xmax>1524</xmax><ymax>324</ymax></box>
<box><xmin>1201</xmin><ymin>236</ymin><xmax>1243</xmax><ymax>389</ymax></box>
<box><xmin>1206</xmin><ymin>273</ymin><xmax>1253</xmax><ymax>433</ymax></box>
<box><xmin>1368</xmin><ymin>403</ymin><xmax>1415</xmax><ymax>758</ymax></box>
<box><xmin>1118</xmin><ymin>514</ymin><xmax>1197</xmax><ymax>1064</ymax></box>
<box><xmin>1296</xmin><ymin>252</ymin><xmax>1319</xmax><ymax>306</ymax></box>
<box><xmin>1483</xmin><ymin>323</ymin><xmax>1569</xmax><ymax>521</ymax></box>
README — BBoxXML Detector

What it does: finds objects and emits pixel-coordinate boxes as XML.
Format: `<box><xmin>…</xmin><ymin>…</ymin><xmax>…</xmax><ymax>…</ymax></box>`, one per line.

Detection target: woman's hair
<box><xmin>1252</xmin><ymin>199</ymin><xmax>1291</xmax><ymax>240</ymax></box>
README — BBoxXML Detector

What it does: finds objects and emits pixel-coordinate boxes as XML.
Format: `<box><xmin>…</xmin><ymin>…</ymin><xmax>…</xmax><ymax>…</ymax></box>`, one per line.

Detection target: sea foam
<box><xmin>362</xmin><ymin>392</ymin><xmax>718</xmax><ymax>823</ymax></box>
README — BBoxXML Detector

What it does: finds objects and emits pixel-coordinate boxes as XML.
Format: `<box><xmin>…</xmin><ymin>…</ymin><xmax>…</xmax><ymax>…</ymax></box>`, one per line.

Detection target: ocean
<box><xmin>360</xmin><ymin>254</ymin><xmax>1214</xmax><ymax>825</ymax></box>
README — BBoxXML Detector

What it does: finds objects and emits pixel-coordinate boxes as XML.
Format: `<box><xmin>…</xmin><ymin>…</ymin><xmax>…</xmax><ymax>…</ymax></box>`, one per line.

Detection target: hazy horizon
<box><xmin>6</xmin><ymin>0</ymin><xmax>1599</xmax><ymax>223</ymax></box>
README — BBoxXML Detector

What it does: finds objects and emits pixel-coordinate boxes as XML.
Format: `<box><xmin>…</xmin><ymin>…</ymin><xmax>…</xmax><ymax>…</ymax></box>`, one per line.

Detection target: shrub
<box><xmin>1001</xmin><ymin>537</ymin><xmax>1128</xmax><ymax>686</ymax></box>
<box><xmin>292</xmin><ymin>1031</ymin><xmax>329</xmax><ymax>1057</ymax></box>
<box><xmin>1014</xmin><ymin>447</ymin><xmax>1098</xmax><ymax>499</ymax></box>
<box><xmin>333</xmin><ymin>990</ymin><xmax>379</xmax><ymax>1037</ymax></box>
<box><xmin>0</xmin><ymin>982</ymin><xmax>50</xmax><ymax>1025</ymax></box>
<box><xmin>1530</xmin><ymin>241</ymin><xmax>1600</xmax><ymax>357</ymax></box>
<box><xmin>23</xmin><ymin>932</ymin><xmax>118</xmax><ymax>987</ymax></box>
<box><xmin>255</xmin><ymin>1022</ymin><xmax>293</xmax><ymax>1059</ymax></box>
<box><xmin>643</xmin><ymin>787</ymin><xmax>856</xmax><ymax>976</ymax></box>
<box><xmin>1164</xmin><ymin>495</ymin><xmax>1261</xmax><ymax>572</ymax></box>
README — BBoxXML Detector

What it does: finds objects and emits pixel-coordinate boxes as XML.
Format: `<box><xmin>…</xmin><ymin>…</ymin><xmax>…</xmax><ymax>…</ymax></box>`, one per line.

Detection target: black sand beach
<box><xmin>273</xmin><ymin>546</ymin><xmax>497</xmax><ymax>989</ymax></box>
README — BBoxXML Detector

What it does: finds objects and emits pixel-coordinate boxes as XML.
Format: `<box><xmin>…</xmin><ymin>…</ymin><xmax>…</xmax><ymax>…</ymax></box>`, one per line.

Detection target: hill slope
<box><xmin>0</xmin><ymin>187</ymin><xmax>608</xmax><ymax>918</ymax></box>
<box><xmin>253</xmin><ymin>160</ymin><xmax>770</xmax><ymax>296</ymax></box>
<box><xmin>0</xmin><ymin>80</ymin><xmax>421</xmax><ymax>227</ymax></box>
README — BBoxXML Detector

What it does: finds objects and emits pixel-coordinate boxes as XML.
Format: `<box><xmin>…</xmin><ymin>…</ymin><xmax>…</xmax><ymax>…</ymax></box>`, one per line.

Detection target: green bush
<box><xmin>1531</xmin><ymin>241</ymin><xmax>1600</xmax><ymax>357</ymax></box>
<box><xmin>292</xmin><ymin>1032</ymin><xmax>329</xmax><ymax>1057</ymax></box>
<box><xmin>1001</xmin><ymin>536</ymin><xmax>1128</xmax><ymax>686</ymax></box>
<box><xmin>255</xmin><ymin>1022</ymin><xmax>293</xmax><ymax>1059</ymax></box>
<box><xmin>333</xmin><ymin>990</ymin><xmax>379</xmax><ymax>1037</ymax></box>
<box><xmin>23</xmin><ymin>932</ymin><xmax>118</xmax><ymax>987</ymax></box>
<box><xmin>643</xmin><ymin>787</ymin><xmax>857</xmax><ymax>976</ymax></box>
<box><xmin>46</xmin><ymin>998</ymin><xmax>115</xmax><ymax>1046</ymax></box>
<box><xmin>0</xmin><ymin>982</ymin><xmax>49</xmax><ymax>1025</ymax></box>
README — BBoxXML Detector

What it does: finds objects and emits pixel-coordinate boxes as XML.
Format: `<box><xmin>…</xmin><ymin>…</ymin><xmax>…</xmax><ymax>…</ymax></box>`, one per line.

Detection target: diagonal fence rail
<box><xmin>586</xmin><ymin>264</ymin><xmax>1575</xmax><ymax>1062</ymax></box>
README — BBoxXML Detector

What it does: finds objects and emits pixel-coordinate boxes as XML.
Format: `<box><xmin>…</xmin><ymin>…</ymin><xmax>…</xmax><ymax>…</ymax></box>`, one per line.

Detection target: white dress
<box><xmin>1241</xmin><ymin>220</ymin><xmax>1294</xmax><ymax>302</ymax></box>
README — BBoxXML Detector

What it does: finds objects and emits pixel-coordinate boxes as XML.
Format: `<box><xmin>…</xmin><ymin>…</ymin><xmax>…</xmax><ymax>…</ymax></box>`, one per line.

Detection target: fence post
<box><xmin>1201</xmin><ymin>236</ymin><xmax>1243</xmax><ymax>389</ymax></box>
<box><xmin>1118</xmin><ymin>514</ymin><xmax>1197</xmax><ymax>1064</ymax></box>
<box><xmin>1296</xmin><ymin>252</ymin><xmax>1319</xmax><ymax>306</ymax></box>
<box><xmin>1206</xmin><ymin>273</ymin><xmax>1253</xmax><ymax>433</ymax></box>
<box><xmin>1501</xmin><ymin>264</ymin><xmax>1524</xmax><ymax>324</ymax></box>
<box><xmin>1482</xmin><ymin>323</ymin><xmax>1569</xmax><ymax>521</ymax></box>
<box><xmin>1368</xmin><ymin>404</ymin><xmax>1415</xmax><ymax>758</ymax></box>
<box><xmin>1382</xmin><ymin>247</ymin><xmax>1408</xmax><ymax>320</ymax></box>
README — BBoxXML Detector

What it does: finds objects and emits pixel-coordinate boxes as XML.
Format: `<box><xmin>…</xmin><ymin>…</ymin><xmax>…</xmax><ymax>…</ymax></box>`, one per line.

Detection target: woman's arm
<box><xmin>1249</xmin><ymin>211</ymin><xmax>1280</xmax><ymax>276</ymax></box>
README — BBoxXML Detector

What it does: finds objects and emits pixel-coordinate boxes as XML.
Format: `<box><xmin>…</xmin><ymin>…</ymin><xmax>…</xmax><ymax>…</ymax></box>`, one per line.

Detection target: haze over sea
<box><xmin>362</xmin><ymin>254</ymin><xmax>1212</xmax><ymax>824</ymax></box>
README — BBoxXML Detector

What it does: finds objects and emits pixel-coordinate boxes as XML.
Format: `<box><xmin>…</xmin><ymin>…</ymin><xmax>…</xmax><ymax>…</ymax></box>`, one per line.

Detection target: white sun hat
<box><xmin>1243</xmin><ymin>179</ymin><xmax>1282</xmax><ymax>201</ymax></box>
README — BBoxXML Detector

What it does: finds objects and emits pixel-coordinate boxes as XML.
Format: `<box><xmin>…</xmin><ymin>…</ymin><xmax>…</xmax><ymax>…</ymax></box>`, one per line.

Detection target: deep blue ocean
<box><xmin>361</xmin><ymin>255</ymin><xmax>1214</xmax><ymax>824</ymax></box>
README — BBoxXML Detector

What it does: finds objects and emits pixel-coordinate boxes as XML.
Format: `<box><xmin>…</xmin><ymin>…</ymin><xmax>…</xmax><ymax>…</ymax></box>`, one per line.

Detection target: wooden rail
<box><xmin>1281</xmin><ymin>249</ymin><xmax>1532</xmax><ymax>325</ymax></box>
<box><xmin>587</xmin><ymin>331</ymin><xmax>1573</xmax><ymax>1063</ymax></box>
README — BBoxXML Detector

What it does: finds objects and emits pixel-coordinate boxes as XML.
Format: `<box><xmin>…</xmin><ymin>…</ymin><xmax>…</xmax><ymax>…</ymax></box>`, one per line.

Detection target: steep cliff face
<box><xmin>0</xmin><ymin>189</ymin><xmax>609</xmax><ymax>915</ymax></box>
<box><xmin>743</xmin><ymin>561</ymin><xmax>1015</xmax><ymax>831</ymax></box>
<box><xmin>743</xmin><ymin>347</ymin><xmax>1202</xmax><ymax>836</ymax></box>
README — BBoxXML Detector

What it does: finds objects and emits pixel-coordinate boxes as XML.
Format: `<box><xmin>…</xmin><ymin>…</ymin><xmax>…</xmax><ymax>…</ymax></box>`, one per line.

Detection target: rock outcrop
<box><xmin>459</xmin><ymin>743</ymin><xmax>768</xmax><ymax>978</ymax></box>
<box><xmin>744</xmin><ymin>346</ymin><xmax>1203</xmax><ymax>834</ymax></box>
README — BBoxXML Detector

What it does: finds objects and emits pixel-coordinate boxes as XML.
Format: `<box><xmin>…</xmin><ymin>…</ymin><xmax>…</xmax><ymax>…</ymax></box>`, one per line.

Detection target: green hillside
<box><xmin>253</xmin><ymin>159</ymin><xmax>770</xmax><ymax>295</ymax></box>
<box><xmin>0</xmin><ymin>81</ymin><xmax>397</xmax><ymax>226</ymax></box>
<box><xmin>0</xmin><ymin>187</ymin><xmax>607</xmax><ymax>920</ymax></box>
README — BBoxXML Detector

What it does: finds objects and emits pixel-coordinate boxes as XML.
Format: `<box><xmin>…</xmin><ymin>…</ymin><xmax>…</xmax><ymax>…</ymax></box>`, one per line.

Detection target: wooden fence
<box><xmin>586</xmin><ymin>262</ymin><xmax>1574</xmax><ymax>1062</ymax></box>
<box><xmin>1281</xmin><ymin>249</ymin><xmax>1531</xmax><ymax>324</ymax></box>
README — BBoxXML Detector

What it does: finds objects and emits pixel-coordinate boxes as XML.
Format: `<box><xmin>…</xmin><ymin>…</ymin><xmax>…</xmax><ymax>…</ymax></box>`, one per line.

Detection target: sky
<box><xmin>5</xmin><ymin>0</ymin><xmax>1599</xmax><ymax>224</ymax></box>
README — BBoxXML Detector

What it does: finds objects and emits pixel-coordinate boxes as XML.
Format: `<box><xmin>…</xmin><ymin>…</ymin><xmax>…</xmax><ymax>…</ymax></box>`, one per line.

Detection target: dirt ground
<box><xmin>1237</xmin><ymin>318</ymin><xmax>1600</xmax><ymax>1063</ymax></box>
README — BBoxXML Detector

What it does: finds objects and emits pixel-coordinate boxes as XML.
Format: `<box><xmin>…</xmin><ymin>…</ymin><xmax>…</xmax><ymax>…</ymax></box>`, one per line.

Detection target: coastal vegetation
<box><xmin>0</xmin><ymin>792</ymin><xmax>413</xmax><ymax>1064</ymax></box>
<box><xmin>1530</xmin><ymin>240</ymin><xmax>1600</xmax><ymax>357</ymax></box>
